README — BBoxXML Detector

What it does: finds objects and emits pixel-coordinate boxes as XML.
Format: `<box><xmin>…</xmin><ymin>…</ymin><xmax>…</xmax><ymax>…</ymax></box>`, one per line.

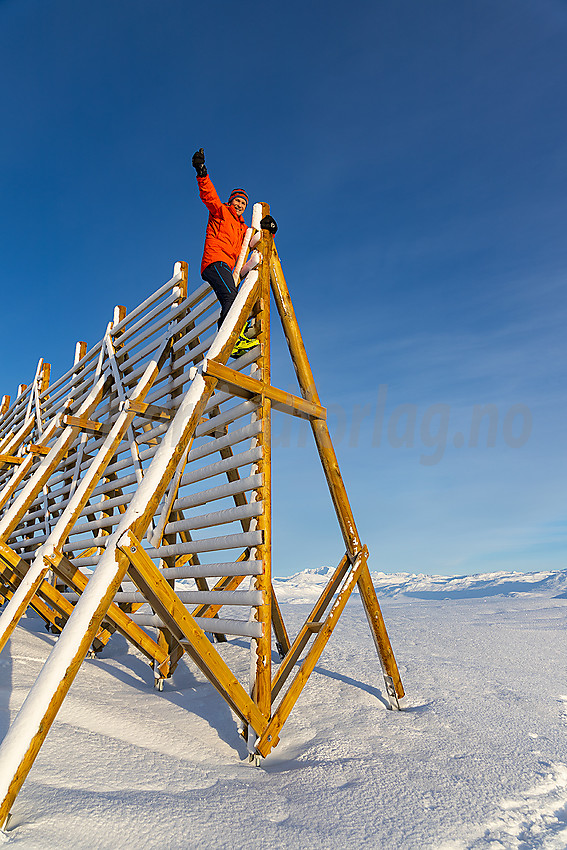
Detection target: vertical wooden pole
<box><xmin>39</xmin><ymin>362</ymin><xmax>51</xmax><ymax>397</ymax></box>
<box><xmin>74</xmin><ymin>341</ymin><xmax>87</xmax><ymax>366</ymax></box>
<box><xmin>269</xmin><ymin>247</ymin><xmax>404</xmax><ymax>699</ymax></box>
<box><xmin>249</xmin><ymin>205</ymin><xmax>273</xmax><ymax>729</ymax></box>
<box><xmin>113</xmin><ymin>305</ymin><xmax>127</xmax><ymax>326</ymax></box>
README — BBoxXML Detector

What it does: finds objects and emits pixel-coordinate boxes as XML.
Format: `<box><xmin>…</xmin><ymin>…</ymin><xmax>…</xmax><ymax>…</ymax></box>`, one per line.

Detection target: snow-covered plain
<box><xmin>1</xmin><ymin>567</ymin><xmax>566</xmax><ymax>849</ymax></box>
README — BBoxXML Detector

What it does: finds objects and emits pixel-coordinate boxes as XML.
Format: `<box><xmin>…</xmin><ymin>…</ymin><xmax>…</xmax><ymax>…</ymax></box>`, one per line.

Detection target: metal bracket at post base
<box><xmin>384</xmin><ymin>674</ymin><xmax>402</xmax><ymax>710</ymax></box>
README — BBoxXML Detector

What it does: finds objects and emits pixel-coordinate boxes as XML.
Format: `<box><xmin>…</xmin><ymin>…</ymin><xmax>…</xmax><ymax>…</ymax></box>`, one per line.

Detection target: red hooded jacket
<box><xmin>197</xmin><ymin>175</ymin><xmax>247</xmax><ymax>275</ymax></box>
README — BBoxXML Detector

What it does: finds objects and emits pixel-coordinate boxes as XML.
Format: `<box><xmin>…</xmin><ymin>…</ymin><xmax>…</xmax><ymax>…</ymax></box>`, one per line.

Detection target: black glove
<box><xmin>260</xmin><ymin>214</ymin><xmax>278</xmax><ymax>234</ymax></box>
<box><xmin>192</xmin><ymin>148</ymin><xmax>207</xmax><ymax>178</ymax></box>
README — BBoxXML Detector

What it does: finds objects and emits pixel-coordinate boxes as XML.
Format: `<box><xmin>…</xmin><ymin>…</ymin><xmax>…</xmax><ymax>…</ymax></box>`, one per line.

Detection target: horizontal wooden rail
<box><xmin>62</xmin><ymin>415</ymin><xmax>110</xmax><ymax>434</ymax></box>
<box><xmin>0</xmin><ymin>454</ymin><xmax>23</xmax><ymax>466</ymax></box>
<box><xmin>124</xmin><ymin>400</ymin><xmax>172</xmax><ymax>422</ymax></box>
<box><xmin>68</xmin><ymin>589</ymin><xmax>263</xmax><ymax>607</ymax></box>
<box><xmin>160</xmin><ymin>559</ymin><xmax>263</xmax><ymax>579</ymax></box>
<box><xmin>132</xmin><ymin>614</ymin><xmax>264</xmax><ymax>639</ymax></box>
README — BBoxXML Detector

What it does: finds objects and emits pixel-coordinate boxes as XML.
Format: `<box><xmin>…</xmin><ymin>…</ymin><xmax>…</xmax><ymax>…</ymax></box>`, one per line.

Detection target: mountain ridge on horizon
<box><xmin>271</xmin><ymin>565</ymin><xmax>567</xmax><ymax>603</ymax></box>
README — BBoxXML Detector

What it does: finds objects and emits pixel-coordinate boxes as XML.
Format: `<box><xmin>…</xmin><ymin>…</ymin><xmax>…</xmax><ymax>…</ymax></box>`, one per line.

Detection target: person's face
<box><xmin>230</xmin><ymin>196</ymin><xmax>247</xmax><ymax>216</ymax></box>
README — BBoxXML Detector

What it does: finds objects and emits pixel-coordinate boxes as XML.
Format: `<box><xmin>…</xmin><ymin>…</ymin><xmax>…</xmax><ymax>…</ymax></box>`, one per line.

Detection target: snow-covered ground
<box><xmin>1</xmin><ymin>568</ymin><xmax>566</xmax><ymax>849</ymax></box>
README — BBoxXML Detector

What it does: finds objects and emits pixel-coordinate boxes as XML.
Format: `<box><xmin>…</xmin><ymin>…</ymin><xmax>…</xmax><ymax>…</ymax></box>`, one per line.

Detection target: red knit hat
<box><xmin>228</xmin><ymin>188</ymin><xmax>249</xmax><ymax>206</ymax></box>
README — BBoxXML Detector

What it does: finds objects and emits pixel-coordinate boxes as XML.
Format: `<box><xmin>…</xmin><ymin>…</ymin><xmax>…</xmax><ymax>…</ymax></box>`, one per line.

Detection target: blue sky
<box><xmin>0</xmin><ymin>0</ymin><xmax>565</xmax><ymax>576</ymax></box>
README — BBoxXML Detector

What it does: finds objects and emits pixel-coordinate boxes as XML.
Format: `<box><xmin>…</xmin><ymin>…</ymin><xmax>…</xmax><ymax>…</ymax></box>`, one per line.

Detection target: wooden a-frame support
<box><xmin>0</xmin><ymin>205</ymin><xmax>404</xmax><ymax>828</ymax></box>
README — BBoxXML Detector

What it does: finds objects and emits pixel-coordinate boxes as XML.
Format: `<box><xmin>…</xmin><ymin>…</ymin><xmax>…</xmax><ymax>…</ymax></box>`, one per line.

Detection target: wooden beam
<box><xmin>61</xmin><ymin>415</ymin><xmax>110</xmax><ymax>434</ymax></box>
<box><xmin>39</xmin><ymin>362</ymin><xmax>51</xmax><ymax>396</ymax></box>
<box><xmin>177</xmin><ymin>261</ymin><xmax>188</xmax><ymax>299</ymax></box>
<box><xmin>249</xmin><ymin>211</ymin><xmax>273</xmax><ymax>726</ymax></box>
<box><xmin>202</xmin><ymin>359</ymin><xmax>326</xmax><ymax>421</ymax></box>
<box><xmin>125</xmin><ymin>399</ymin><xmax>172</xmax><ymax>422</ymax></box>
<box><xmin>270</xmin><ymin>588</ymin><xmax>290</xmax><ymax>657</ymax></box>
<box><xmin>0</xmin><ymin>454</ymin><xmax>23</xmax><ymax>466</ymax></box>
<box><xmin>26</xmin><ymin>444</ymin><xmax>50</xmax><ymax>456</ymax></box>
<box><xmin>113</xmin><ymin>305</ymin><xmax>127</xmax><ymax>325</ymax></box>
<box><xmin>74</xmin><ymin>341</ymin><xmax>87</xmax><ymax>366</ymax></box>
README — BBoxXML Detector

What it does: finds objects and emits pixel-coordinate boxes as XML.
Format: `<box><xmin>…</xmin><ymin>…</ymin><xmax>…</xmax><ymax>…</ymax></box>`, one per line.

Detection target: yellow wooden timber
<box><xmin>61</xmin><ymin>415</ymin><xmax>106</xmax><ymax>433</ymax></box>
<box><xmin>0</xmin><ymin>454</ymin><xmax>23</xmax><ymax>465</ymax></box>
<box><xmin>202</xmin><ymin>359</ymin><xmax>326</xmax><ymax>421</ymax></box>
<box><xmin>249</xmin><ymin>208</ymin><xmax>273</xmax><ymax>723</ymax></box>
<box><xmin>271</xmin><ymin>554</ymin><xmax>351</xmax><ymax>700</ymax></box>
<box><xmin>26</xmin><ymin>444</ymin><xmax>50</xmax><ymax>456</ymax></box>
<box><xmin>125</xmin><ymin>400</ymin><xmax>172</xmax><ymax>422</ymax></box>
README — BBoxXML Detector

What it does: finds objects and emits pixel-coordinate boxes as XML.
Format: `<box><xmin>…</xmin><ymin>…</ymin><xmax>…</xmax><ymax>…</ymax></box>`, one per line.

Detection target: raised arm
<box><xmin>192</xmin><ymin>148</ymin><xmax>222</xmax><ymax>216</ymax></box>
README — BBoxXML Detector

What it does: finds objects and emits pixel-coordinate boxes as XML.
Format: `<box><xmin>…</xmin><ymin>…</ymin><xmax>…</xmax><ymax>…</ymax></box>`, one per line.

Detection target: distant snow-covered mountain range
<box><xmin>272</xmin><ymin>566</ymin><xmax>567</xmax><ymax>603</ymax></box>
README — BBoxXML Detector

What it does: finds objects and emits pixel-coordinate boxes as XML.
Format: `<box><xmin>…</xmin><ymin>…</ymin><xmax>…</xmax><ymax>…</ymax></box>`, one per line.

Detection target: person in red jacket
<box><xmin>192</xmin><ymin>148</ymin><xmax>277</xmax><ymax>355</ymax></box>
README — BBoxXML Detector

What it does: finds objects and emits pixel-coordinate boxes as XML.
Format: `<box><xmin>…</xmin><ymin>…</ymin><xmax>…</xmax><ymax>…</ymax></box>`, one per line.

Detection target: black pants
<box><xmin>202</xmin><ymin>261</ymin><xmax>238</xmax><ymax>329</ymax></box>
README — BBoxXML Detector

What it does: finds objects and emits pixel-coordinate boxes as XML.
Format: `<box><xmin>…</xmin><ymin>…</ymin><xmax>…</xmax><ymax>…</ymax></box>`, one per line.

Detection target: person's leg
<box><xmin>202</xmin><ymin>262</ymin><xmax>238</xmax><ymax>328</ymax></box>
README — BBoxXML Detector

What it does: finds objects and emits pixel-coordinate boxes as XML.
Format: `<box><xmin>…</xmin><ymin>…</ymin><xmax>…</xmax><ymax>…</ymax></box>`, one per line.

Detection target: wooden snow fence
<box><xmin>0</xmin><ymin>202</ymin><xmax>404</xmax><ymax>827</ymax></box>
